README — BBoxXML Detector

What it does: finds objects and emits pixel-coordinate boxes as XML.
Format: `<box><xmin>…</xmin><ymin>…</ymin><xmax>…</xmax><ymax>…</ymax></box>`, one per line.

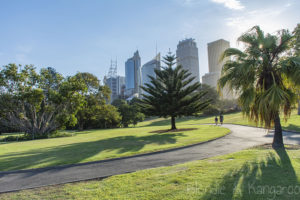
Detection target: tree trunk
<box><xmin>298</xmin><ymin>100</ymin><xmax>300</xmax><ymax>115</ymax></box>
<box><xmin>272</xmin><ymin>113</ymin><xmax>284</xmax><ymax>149</ymax></box>
<box><xmin>171</xmin><ymin>116</ymin><xmax>177</xmax><ymax>130</ymax></box>
<box><xmin>78</xmin><ymin>121</ymin><xmax>84</xmax><ymax>131</ymax></box>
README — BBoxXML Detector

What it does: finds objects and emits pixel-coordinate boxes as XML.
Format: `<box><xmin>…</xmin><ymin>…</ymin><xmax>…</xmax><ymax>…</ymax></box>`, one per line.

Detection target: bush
<box><xmin>48</xmin><ymin>131</ymin><xmax>73</xmax><ymax>138</ymax></box>
<box><xmin>203</xmin><ymin>105</ymin><xmax>220</xmax><ymax>115</ymax></box>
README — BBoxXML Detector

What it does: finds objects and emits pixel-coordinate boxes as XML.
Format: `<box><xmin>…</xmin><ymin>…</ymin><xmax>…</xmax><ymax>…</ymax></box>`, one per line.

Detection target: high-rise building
<box><xmin>104</xmin><ymin>60</ymin><xmax>125</xmax><ymax>102</ymax></box>
<box><xmin>125</xmin><ymin>50</ymin><xmax>141</xmax><ymax>97</ymax></box>
<box><xmin>116</xmin><ymin>76</ymin><xmax>125</xmax><ymax>97</ymax></box>
<box><xmin>176</xmin><ymin>38</ymin><xmax>200</xmax><ymax>85</ymax></box>
<box><xmin>104</xmin><ymin>76</ymin><xmax>117</xmax><ymax>102</ymax></box>
<box><xmin>141</xmin><ymin>53</ymin><xmax>161</xmax><ymax>95</ymax></box>
<box><xmin>202</xmin><ymin>39</ymin><xmax>235</xmax><ymax>99</ymax></box>
<box><xmin>104</xmin><ymin>75</ymin><xmax>125</xmax><ymax>102</ymax></box>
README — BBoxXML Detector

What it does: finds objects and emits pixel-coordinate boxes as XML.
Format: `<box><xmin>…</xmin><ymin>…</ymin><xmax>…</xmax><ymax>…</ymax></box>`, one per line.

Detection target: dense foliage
<box><xmin>74</xmin><ymin>73</ymin><xmax>121</xmax><ymax>130</ymax></box>
<box><xmin>0</xmin><ymin>65</ymin><xmax>121</xmax><ymax>139</ymax></box>
<box><xmin>112</xmin><ymin>98</ymin><xmax>144</xmax><ymax>127</ymax></box>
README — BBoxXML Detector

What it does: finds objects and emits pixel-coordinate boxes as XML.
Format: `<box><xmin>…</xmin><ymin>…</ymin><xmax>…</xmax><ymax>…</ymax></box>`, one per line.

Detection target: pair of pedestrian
<box><xmin>215</xmin><ymin>114</ymin><xmax>224</xmax><ymax>125</ymax></box>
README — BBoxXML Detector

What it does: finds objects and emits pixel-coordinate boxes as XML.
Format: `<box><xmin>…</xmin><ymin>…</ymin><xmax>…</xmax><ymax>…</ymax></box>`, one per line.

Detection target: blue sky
<box><xmin>0</xmin><ymin>0</ymin><xmax>299</xmax><ymax>82</ymax></box>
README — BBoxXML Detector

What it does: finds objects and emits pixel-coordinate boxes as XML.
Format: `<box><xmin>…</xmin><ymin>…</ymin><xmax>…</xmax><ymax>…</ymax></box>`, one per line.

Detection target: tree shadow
<box><xmin>0</xmin><ymin>133</ymin><xmax>185</xmax><ymax>171</ymax></box>
<box><xmin>143</xmin><ymin>116</ymin><xmax>208</xmax><ymax>127</ymax></box>
<box><xmin>284</xmin><ymin>124</ymin><xmax>300</xmax><ymax>133</ymax></box>
<box><xmin>200</xmin><ymin>146</ymin><xmax>299</xmax><ymax>200</ymax></box>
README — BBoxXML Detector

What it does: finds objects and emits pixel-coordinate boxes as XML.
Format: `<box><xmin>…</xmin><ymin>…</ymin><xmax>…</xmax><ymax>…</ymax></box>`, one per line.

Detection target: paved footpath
<box><xmin>1</xmin><ymin>124</ymin><xmax>300</xmax><ymax>193</ymax></box>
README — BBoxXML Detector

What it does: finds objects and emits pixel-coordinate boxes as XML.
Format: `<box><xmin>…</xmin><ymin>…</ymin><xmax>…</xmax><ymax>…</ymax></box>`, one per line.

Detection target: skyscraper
<box><xmin>116</xmin><ymin>76</ymin><xmax>125</xmax><ymax>97</ymax></box>
<box><xmin>104</xmin><ymin>76</ymin><xmax>117</xmax><ymax>102</ymax></box>
<box><xmin>141</xmin><ymin>53</ymin><xmax>160</xmax><ymax>95</ymax></box>
<box><xmin>176</xmin><ymin>38</ymin><xmax>200</xmax><ymax>85</ymax></box>
<box><xmin>104</xmin><ymin>60</ymin><xmax>125</xmax><ymax>102</ymax></box>
<box><xmin>125</xmin><ymin>50</ymin><xmax>141</xmax><ymax>97</ymax></box>
<box><xmin>202</xmin><ymin>39</ymin><xmax>235</xmax><ymax>99</ymax></box>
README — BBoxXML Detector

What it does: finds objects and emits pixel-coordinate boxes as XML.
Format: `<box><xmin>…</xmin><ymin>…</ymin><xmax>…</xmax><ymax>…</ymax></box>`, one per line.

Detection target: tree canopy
<box><xmin>0</xmin><ymin>65</ymin><xmax>121</xmax><ymax>138</ymax></box>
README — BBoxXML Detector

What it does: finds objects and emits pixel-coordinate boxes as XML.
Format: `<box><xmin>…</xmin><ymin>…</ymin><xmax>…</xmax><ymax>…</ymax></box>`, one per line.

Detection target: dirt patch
<box><xmin>149</xmin><ymin>128</ymin><xmax>198</xmax><ymax>133</ymax></box>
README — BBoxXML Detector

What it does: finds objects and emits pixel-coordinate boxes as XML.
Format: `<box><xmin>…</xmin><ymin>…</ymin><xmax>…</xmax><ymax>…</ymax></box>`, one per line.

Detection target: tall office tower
<box><xmin>202</xmin><ymin>39</ymin><xmax>234</xmax><ymax>99</ymax></box>
<box><xmin>176</xmin><ymin>38</ymin><xmax>200</xmax><ymax>85</ymax></box>
<box><xmin>141</xmin><ymin>53</ymin><xmax>161</xmax><ymax>95</ymax></box>
<box><xmin>104</xmin><ymin>76</ymin><xmax>117</xmax><ymax>102</ymax></box>
<box><xmin>104</xmin><ymin>60</ymin><xmax>117</xmax><ymax>102</ymax></box>
<box><xmin>125</xmin><ymin>50</ymin><xmax>141</xmax><ymax>97</ymax></box>
<box><xmin>116</xmin><ymin>76</ymin><xmax>125</xmax><ymax>97</ymax></box>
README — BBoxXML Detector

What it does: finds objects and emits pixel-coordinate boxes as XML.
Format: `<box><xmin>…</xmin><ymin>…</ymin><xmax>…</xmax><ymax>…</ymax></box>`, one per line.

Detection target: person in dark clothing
<box><xmin>220</xmin><ymin>114</ymin><xmax>224</xmax><ymax>125</ymax></box>
<box><xmin>215</xmin><ymin>116</ymin><xmax>218</xmax><ymax>125</ymax></box>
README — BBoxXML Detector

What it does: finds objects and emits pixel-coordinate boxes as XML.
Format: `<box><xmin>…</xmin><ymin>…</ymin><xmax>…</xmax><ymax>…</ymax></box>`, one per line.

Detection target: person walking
<box><xmin>215</xmin><ymin>116</ymin><xmax>218</xmax><ymax>125</ymax></box>
<box><xmin>220</xmin><ymin>114</ymin><xmax>224</xmax><ymax>125</ymax></box>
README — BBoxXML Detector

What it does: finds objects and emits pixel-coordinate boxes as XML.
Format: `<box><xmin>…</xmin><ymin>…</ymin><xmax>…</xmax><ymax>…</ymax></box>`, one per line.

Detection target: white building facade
<box><xmin>202</xmin><ymin>39</ymin><xmax>236</xmax><ymax>99</ymax></box>
<box><xmin>141</xmin><ymin>53</ymin><xmax>160</xmax><ymax>95</ymax></box>
<box><xmin>176</xmin><ymin>38</ymin><xmax>200</xmax><ymax>85</ymax></box>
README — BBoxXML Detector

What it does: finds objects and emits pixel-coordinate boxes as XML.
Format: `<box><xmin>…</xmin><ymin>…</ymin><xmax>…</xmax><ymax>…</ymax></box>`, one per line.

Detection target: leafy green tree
<box><xmin>0</xmin><ymin>64</ymin><xmax>85</xmax><ymax>139</ymax></box>
<box><xmin>73</xmin><ymin>73</ymin><xmax>121</xmax><ymax>130</ymax></box>
<box><xmin>112</xmin><ymin>99</ymin><xmax>144</xmax><ymax>127</ymax></box>
<box><xmin>218</xmin><ymin>26</ymin><xmax>300</xmax><ymax>148</ymax></box>
<box><xmin>139</xmin><ymin>53</ymin><xmax>210</xmax><ymax>130</ymax></box>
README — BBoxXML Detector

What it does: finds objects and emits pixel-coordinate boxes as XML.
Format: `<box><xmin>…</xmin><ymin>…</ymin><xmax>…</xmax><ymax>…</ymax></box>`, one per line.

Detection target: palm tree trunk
<box><xmin>171</xmin><ymin>116</ymin><xmax>177</xmax><ymax>130</ymax></box>
<box><xmin>272</xmin><ymin>113</ymin><xmax>284</xmax><ymax>149</ymax></box>
<box><xmin>298</xmin><ymin>100</ymin><xmax>300</xmax><ymax>115</ymax></box>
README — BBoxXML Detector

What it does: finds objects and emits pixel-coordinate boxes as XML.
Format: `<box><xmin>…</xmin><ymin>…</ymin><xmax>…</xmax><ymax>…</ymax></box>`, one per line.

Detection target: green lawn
<box><xmin>2</xmin><ymin>145</ymin><xmax>300</xmax><ymax>200</ymax></box>
<box><xmin>139</xmin><ymin>110</ymin><xmax>300</xmax><ymax>132</ymax></box>
<box><xmin>0</xmin><ymin>125</ymin><xmax>229</xmax><ymax>172</ymax></box>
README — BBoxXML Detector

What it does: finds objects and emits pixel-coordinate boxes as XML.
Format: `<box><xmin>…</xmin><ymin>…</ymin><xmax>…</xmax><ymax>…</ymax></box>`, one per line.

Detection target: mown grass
<box><xmin>139</xmin><ymin>110</ymin><xmax>300</xmax><ymax>132</ymax></box>
<box><xmin>0</xmin><ymin>125</ymin><xmax>229</xmax><ymax>172</ymax></box>
<box><xmin>2</xmin><ymin>145</ymin><xmax>300</xmax><ymax>200</ymax></box>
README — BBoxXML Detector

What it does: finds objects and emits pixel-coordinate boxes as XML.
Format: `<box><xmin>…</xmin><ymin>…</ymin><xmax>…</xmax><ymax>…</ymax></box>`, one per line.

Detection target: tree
<box><xmin>112</xmin><ymin>98</ymin><xmax>145</xmax><ymax>127</ymax></box>
<box><xmin>199</xmin><ymin>84</ymin><xmax>219</xmax><ymax>105</ymax></box>
<box><xmin>74</xmin><ymin>73</ymin><xmax>121</xmax><ymax>130</ymax></box>
<box><xmin>139</xmin><ymin>53</ymin><xmax>210</xmax><ymax>130</ymax></box>
<box><xmin>218</xmin><ymin>26</ymin><xmax>300</xmax><ymax>148</ymax></box>
<box><xmin>0</xmin><ymin>64</ymin><xmax>86</xmax><ymax>139</ymax></box>
<box><xmin>291</xmin><ymin>24</ymin><xmax>300</xmax><ymax>115</ymax></box>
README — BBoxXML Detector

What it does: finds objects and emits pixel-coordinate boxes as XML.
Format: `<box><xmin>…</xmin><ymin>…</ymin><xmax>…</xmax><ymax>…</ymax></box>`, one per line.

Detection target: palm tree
<box><xmin>139</xmin><ymin>53</ymin><xmax>209</xmax><ymax>130</ymax></box>
<box><xmin>218</xmin><ymin>26</ymin><xmax>300</xmax><ymax>149</ymax></box>
<box><xmin>292</xmin><ymin>24</ymin><xmax>300</xmax><ymax>115</ymax></box>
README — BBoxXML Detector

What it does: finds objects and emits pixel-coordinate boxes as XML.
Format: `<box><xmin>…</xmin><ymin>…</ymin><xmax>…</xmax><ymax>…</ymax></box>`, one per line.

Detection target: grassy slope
<box><xmin>2</xmin><ymin>145</ymin><xmax>300</xmax><ymax>200</ymax></box>
<box><xmin>139</xmin><ymin>110</ymin><xmax>300</xmax><ymax>132</ymax></box>
<box><xmin>0</xmin><ymin>125</ymin><xmax>229</xmax><ymax>171</ymax></box>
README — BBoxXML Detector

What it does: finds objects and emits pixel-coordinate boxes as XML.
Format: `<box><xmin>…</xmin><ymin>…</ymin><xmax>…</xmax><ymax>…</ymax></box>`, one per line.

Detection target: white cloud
<box><xmin>211</xmin><ymin>0</ymin><xmax>244</xmax><ymax>10</ymax></box>
<box><xmin>223</xmin><ymin>6</ymin><xmax>295</xmax><ymax>49</ymax></box>
<box><xmin>226</xmin><ymin>8</ymin><xmax>285</xmax><ymax>32</ymax></box>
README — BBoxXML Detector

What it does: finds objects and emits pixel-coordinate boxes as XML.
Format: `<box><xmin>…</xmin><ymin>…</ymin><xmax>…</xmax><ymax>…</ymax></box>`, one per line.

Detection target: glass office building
<box><xmin>125</xmin><ymin>50</ymin><xmax>141</xmax><ymax>97</ymax></box>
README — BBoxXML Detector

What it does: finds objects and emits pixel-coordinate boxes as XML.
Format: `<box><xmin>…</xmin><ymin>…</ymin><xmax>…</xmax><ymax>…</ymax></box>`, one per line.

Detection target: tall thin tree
<box><xmin>139</xmin><ymin>53</ymin><xmax>210</xmax><ymax>130</ymax></box>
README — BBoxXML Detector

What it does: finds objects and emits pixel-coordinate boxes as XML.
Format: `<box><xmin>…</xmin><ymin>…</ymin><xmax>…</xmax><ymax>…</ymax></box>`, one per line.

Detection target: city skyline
<box><xmin>0</xmin><ymin>0</ymin><xmax>299</xmax><ymax>82</ymax></box>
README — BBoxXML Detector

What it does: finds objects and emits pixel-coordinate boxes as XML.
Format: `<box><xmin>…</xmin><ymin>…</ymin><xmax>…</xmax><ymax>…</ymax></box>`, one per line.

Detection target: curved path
<box><xmin>1</xmin><ymin>124</ymin><xmax>300</xmax><ymax>193</ymax></box>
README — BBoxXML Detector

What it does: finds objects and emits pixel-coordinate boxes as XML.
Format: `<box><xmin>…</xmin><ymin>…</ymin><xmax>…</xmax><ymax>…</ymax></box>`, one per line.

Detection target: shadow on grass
<box><xmin>0</xmin><ymin>133</ymin><xmax>185</xmax><ymax>171</ymax></box>
<box><xmin>143</xmin><ymin>116</ymin><xmax>210</xmax><ymax>127</ymax></box>
<box><xmin>200</xmin><ymin>147</ymin><xmax>299</xmax><ymax>200</ymax></box>
<box><xmin>284</xmin><ymin>124</ymin><xmax>300</xmax><ymax>133</ymax></box>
